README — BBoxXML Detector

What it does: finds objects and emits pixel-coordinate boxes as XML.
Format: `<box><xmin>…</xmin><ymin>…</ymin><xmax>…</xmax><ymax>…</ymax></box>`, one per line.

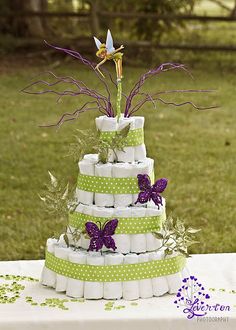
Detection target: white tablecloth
<box><xmin>0</xmin><ymin>253</ymin><xmax>235</xmax><ymax>330</ymax></box>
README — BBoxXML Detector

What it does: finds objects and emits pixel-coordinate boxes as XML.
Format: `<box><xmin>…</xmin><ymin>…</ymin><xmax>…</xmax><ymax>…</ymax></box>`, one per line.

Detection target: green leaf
<box><xmin>178</xmin><ymin>248</ymin><xmax>190</xmax><ymax>258</ymax></box>
<box><xmin>117</xmin><ymin>123</ymin><xmax>131</xmax><ymax>138</ymax></box>
<box><xmin>62</xmin><ymin>183</ymin><xmax>69</xmax><ymax>200</ymax></box>
<box><xmin>186</xmin><ymin>240</ymin><xmax>199</xmax><ymax>247</ymax></box>
<box><xmin>38</xmin><ymin>194</ymin><xmax>46</xmax><ymax>202</ymax></box>
<box><xmin>186</xmin><ymin>227</ymin><xmax>201</xmax><ymax>234</ymax></box>
<box><xmin>48</xmin><ymin>171</ymin><xmax>57</xmax><ymax>188</ymax></box>
<box><xmin>98</xmin><ymin>148</ymin><xmax>109</xmax><ymax>163</ymax></box>
<box><xmin>63</xmin><ymin>234</ymin><xmax>69</xmax><ymax>248</ymax></box>
<box><xmin>164</xmin><ymin>248</ymin><xmax>173</xmax><ymax>256</ymax></box>
<box><xmin>153</xmin><ymin>232</ymin><xmax>164</xmax><ymax>239</ymax></box>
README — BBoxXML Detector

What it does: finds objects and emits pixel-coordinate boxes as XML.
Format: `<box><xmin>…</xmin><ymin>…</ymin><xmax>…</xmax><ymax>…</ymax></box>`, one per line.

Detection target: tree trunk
<box><xmin>89</xmin><ymin>0</ymin><xmax>100</xmax><ymax>36</ymax></box>
<box><xmin>231</xmin><ymin>0</ymin><xmax>236</xmax><ymax>17</ymax></box>
<box><xmin>24</xmin><ymin>0</ymin><xmax>45</xmax><ymax>37</ymax></box>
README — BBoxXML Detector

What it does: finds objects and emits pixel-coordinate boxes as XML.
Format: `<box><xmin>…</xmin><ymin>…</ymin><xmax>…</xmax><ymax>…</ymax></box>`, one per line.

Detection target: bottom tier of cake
<box><xmin>41</xmin><ymin>239</ymin><xmax>187</xmax><ymax>300</ymax></box>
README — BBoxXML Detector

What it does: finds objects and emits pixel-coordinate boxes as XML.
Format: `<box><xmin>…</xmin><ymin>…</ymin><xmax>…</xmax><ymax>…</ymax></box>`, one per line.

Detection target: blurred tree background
<box><xmin>0</xmin><ymin>0</ymin><xmax>235</xmax><ymax>260</ymax></box>
<box><xmin>0</xmin><ymin>0</ymin><xmax>236</xmax><ymax>66</ymax></box>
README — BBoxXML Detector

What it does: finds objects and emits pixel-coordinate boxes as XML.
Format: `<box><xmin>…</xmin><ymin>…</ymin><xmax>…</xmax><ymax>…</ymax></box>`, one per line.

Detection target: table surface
<box><xmin>0</xmin><ymin>253</ymin><xmax>235</xmax><ymax>330</ymax></box>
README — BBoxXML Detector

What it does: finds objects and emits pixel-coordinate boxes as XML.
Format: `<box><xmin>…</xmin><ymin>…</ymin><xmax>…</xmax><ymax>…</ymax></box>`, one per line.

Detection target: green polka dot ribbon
<box><xmin>100</xmin><ymin>128</ymin><xmax>144</xmax><ymax>147</ymax></box>
<box><xmin>69</xmin><ymin>211</ymin><xmax>166</xmax><ymax>234</ymax></box>
<box><xmin>45</xmin><ymin>251</ymin><xmax>186</xmax><ymax>282</ymax></box>
<box><xmin>77</xmin><ymin>174</ymin><xmax>140</xmax><ymax>194</ymax></box>
<box><xmin>77</xmin><ymin>173</ymin><xmax>154</xmax><ymax>194</ymax></box>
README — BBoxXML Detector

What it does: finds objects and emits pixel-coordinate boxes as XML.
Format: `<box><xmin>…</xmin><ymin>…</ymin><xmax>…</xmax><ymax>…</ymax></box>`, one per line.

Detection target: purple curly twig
<box><xmin>39</xmin><ymin>101</ymin><xmax>102</xmax><ymax>128</ymax></box>
<box><xmin>129</xmin><ymin>89</ymin><xmax>218</xmax><ymax>115</ymax></box>
<box><xmin>124</xmin><ymin>63</ymin><xmax>191</xmax><ymax>116</ymax></box>
<box><xmin>44</xmin><ymin>41</ymin><xmax>114</xmax><ymax>116</ymax></box>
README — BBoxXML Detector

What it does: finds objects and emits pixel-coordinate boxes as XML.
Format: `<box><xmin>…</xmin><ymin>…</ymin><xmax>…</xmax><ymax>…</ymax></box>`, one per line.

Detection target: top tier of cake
<box><xmin>95</xmin><ymin>115</ymin><xmax>146</xmax><ymax>162</ymax></box>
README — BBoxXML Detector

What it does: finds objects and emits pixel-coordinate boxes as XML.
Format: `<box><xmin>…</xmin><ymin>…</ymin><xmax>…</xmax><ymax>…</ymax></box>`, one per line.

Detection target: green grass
<box><xmin>0</xmin><ymin>56</ymin><xmax>235</xmax><ymax>260</ymax></box>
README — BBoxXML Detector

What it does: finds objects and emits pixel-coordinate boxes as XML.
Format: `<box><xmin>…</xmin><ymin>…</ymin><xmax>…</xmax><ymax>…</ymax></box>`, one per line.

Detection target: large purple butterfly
<box><xmin>135</xmin><ymin>174</ymin><xmax>168</xmax><ymax>208</ymax></box>
<box><xmin>85</xmin><ymin>219</ymin><xmax>118</xmax><ymax>252</ymax></box>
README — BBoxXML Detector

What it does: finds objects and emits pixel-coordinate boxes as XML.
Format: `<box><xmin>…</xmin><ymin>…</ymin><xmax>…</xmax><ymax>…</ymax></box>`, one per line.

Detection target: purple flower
<box><xmin>135</xmin><ymin>174</ymin><xmax>168</xmax><ymax>207</ymax></box>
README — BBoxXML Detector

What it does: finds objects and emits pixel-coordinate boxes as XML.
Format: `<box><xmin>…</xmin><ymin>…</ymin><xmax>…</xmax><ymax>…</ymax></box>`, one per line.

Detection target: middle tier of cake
<box><xmin>77</xmin><ymin>155</ymin><xmax>155</xmax><ymax>207</ymax></box>
<box><xmin>66</xmin><ymin>199</ymin><xmax>166</xmax><ymax>254</ymax></box>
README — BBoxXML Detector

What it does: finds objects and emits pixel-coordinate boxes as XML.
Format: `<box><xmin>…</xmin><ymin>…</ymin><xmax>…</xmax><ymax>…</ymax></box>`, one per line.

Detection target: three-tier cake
<box><xmin>41</xmin><ymin>114</ymin><xmax>186</xmax><ymax>300</ymax></box>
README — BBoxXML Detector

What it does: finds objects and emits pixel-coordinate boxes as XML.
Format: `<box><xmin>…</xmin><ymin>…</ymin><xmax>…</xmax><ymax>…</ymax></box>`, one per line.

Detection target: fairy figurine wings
<box><xmin>94</xmin><ymin>29</ymin><xmax>124</xmax><ymax>80</ymax></box>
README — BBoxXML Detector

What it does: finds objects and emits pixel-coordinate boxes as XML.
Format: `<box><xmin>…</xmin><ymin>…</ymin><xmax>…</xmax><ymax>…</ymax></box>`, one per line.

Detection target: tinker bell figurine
<box><xmin>94</xmin><ymin>29</ymin><xmax>124</xmax><ymax>119</ymax></box>
<box><xmin>94</xmin><ymin>29</ymin><xmax>124</xmax><ymax>81</ymax></box>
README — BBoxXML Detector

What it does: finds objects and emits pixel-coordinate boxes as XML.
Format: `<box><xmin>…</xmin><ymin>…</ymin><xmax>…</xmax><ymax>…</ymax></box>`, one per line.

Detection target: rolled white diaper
<box><xmin>147</xmin><ymin>198</ymin><xmax>166</xmax><ymax>214</ymax></box>
<box><xmin>147</xmin><ymin>158</ymin><xmax>154</xmax><ymax>178</ymax></box>
<box><xmin>41</xmin><ymin>238</ymin><xmax>58</xmax><ymax>287</ymax></box>
<box><xmin>116</xmin><ymin>117</ymin><xmax>135</xmax><ymax>162</ymax></box>
<box><xmin>138</xmin><ymin>253</ymin><xmax>153</xmax><ymax>298</ymax></box>
<box><xmin>123</xmin><ymin>254</ymin><xmax>139</xmax><ymax>300</ymax></box>
<box><xmin>77</xmin><ymin>158</ymin><xmax>95</xmax><ymax>205</ymax></box>
<box><xmin>95</xmin><ymin>116</ymin><xmax>104</xmax><ymax>130</ymax></box>
<box><xmin>84</xmin><ymin>253</ymin><xmax>104</xmax><ymax>299</ymax></box>
<box><xmin>113</xmin><ymin>207</ymin><xmax>131</xmax><ymax>254</ymax></box>
<box><xmin>84</xmin><ymin>154</ymin><xmax>99</xmax><ymax>163</ymax></box>
<box><xmin>75</xmin><ymin>203</ymin><xmax>85</xmax><ymax>213</ymax></box>
<box><xmin>134</xmin><ymin>117</ymin><xmax>146</xmax><ymax>161</ymax></box>
<box><xmin>112</xmin><ymin>163</ymin><xmax>133</xmax><ymax>207</ymax></box>
<box><xmin>95</xmin><ymin>163</ymin><xmax>114</xmax><ymax>207</ymax></box>
<box><xmin>80</xmin><ymin>204</ymin><xmax>93</xmax><ymax>250</ymax></box>
<box><xmin>166</xmin><ymin>252</ymin><xmax>183</xmax><ymax>294</ymax></box>
<box><xmin>149</xmin><ymin>250</ymin><xmax>169</xmax><ymax>296</ymax></box>
<box><xmin>78</xmin><ymin>158</ymin><xmax>95</xmax><ymax>176</ymax></box>
<box><xmin>130</xmin><ymin>207</ymin><xmax>147</xmax><ymax>253</ymax></box>
<box><xmin>145</xmin><ymin>204</ymin><xmax>163</xmax><ymax>252</ymax></box>
<box><xmin>54</xmin><ymin>246</ymin><xmax>70</xmax><ymax>292</ymax></box>
<box><xmin>96</xmin><ymin>116</ymin><xmax>118</xmax><ymax>162</ymax></box>
<box><xmin>104</xmin><ymin>252</ymin><xmax>124</xmax><ymax>299</ymax></box>
<box><xmin>66</xmin><ymin>251</ymin><xmax>87</xmax><ymax>298</ymax></box>
<box><xmin>92</xmin><ymin>205</ymin><xmax>114</xmax><ymax>219</ymax></box>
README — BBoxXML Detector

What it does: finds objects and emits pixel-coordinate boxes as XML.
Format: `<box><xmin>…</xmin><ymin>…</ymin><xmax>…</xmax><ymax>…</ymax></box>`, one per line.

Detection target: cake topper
<box><xmin>94</xmin><ymin>29</ymin><xmax>124</xmax><ymax>81</ymax></box>
<box><xmin>22</xmin><ymin>29</ymin><xmax>217</xmax><ymax>128</ymax></box>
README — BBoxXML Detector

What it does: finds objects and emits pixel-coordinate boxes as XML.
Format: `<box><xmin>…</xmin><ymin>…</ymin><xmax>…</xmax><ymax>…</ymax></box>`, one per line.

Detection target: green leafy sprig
<box><xmin>39</xmin><ymin>171</ymin><xmax>77</xmax><ymax>219</ymax></box>
<box><xmin>153</xmin><ymin>216</ymin><xmax>201</xmax><ymax>258</ymax></box>
<box><xmin>39</xmin><ymin>171</ymin><xmax>78</xmax><ymax>243</ymax></box>
<box><xmin>65</xmin><ymin>226</ymin><xmax>87</xmax><ymax>249</ymax></box>
<box><xmin>68</xmin><ymin>124</ymin><xmax>131</xmax><ymax>163</ymax></box>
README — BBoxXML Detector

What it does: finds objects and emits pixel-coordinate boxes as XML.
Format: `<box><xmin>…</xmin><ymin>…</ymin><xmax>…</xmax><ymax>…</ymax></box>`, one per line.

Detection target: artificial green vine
<box><xmin>39</xmin><ymin>171</ymin><xmax>78</xmax><ymax>243</ymax></box>
<box><xmin>68</xmin><ymin>124</ymin><xmax>131</xmax><ymax>164</ymax></box>
<box><xmin>153</xmin><ymin>216</ymin><xmax>201</xmax><ymax>258</ymax></box>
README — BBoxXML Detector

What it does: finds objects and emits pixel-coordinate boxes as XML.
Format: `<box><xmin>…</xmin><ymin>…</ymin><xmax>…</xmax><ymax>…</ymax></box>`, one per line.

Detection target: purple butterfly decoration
<box><xmin>85</xmin><ymin>219</ymin><xmax>118</xmax><ymax>252</ymax></box>
<box><xmin>135</xmin><ymin>174</ymin><xmax>168</xmax><ymax>208</ymax></box>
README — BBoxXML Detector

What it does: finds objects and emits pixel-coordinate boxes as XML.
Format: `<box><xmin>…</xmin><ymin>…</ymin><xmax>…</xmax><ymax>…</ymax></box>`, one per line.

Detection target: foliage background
<box><xmin>0</xmin><ymin>0</ymin><xmax>235</xmax><ymax>260</ymax></box>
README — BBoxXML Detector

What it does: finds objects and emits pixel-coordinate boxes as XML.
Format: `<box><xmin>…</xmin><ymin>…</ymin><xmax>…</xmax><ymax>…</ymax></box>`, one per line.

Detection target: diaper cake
<box><xmin>25</xmin><ymin>30</ymin><xmax>214</xmax><ymax>300</ymax></box>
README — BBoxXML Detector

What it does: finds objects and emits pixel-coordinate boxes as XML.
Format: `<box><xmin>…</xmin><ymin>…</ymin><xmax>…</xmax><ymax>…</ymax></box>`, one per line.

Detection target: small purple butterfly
<box><xmin>135</xmin><ymin>174</ymin><xmax>168</xmax><ymax>208</ymax></box>
<box><xmin>85</xmin><ymin>219</ymin><xmax>118</xmax><ymax>252</ymax></box>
